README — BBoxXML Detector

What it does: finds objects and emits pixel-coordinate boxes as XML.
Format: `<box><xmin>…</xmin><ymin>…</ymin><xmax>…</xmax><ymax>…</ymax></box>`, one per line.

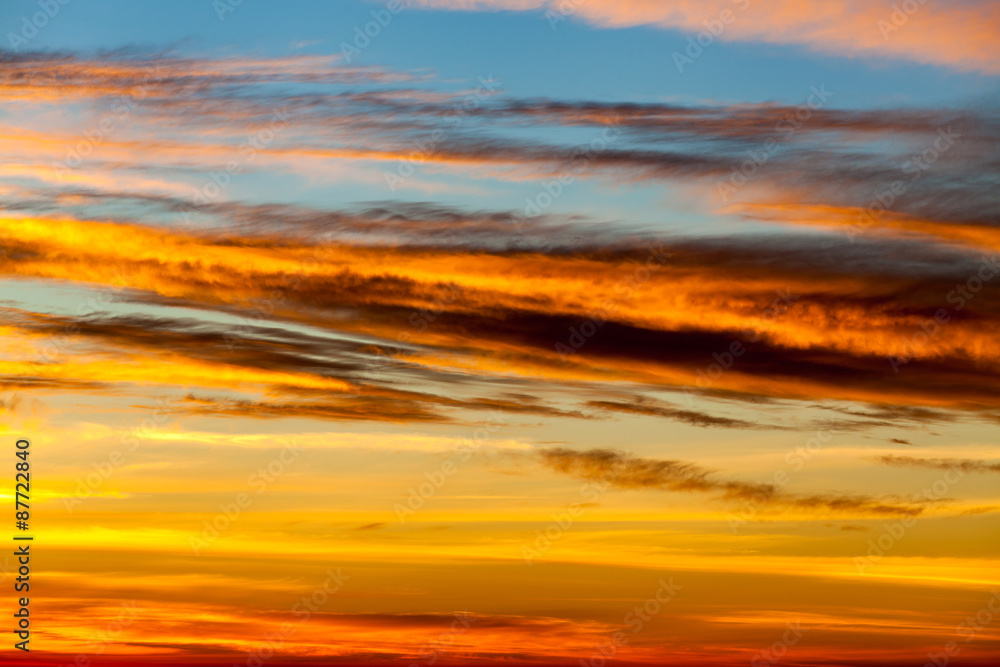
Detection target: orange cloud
<box><xmin>413</xmin><ymin>0</ymin><xmax>1000</xmax><ymax>73</ymax></box>
<box><xmin>4</xmin><ymin>215</ymin><xmax>1000</xmax><ymax>419</ymax></box>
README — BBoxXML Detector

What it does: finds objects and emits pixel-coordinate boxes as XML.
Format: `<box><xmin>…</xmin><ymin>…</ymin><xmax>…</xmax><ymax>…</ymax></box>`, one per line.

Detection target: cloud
<box><xmin>2</xmin><ymin>50</ymin><xmax>999</xmax><ymax>429</ymax></box>
<box><xmin>178</xmin><ymin>394</ymin><xmax>446</xmax><ymax>424</ymax></box>
<box><xmin>0</xmin><ymin>305</ymin><xmax>598</xmax><ymax>424</ymax></box>
<box><xmin>876</xmin><ymin>455</ymin><xmax>1000</xmax><ymax>474</ymax></box>
<box><xmin>586</xmin><ymin>398</ymin><xmax>765</xmax><ymax>429</ymax></box>
<box><xmin>3</xmin><ymin>50</ymin><xmax>997</xmax><ymax>249</ymax></box>
<box><xmin>6</xmin><ymin>50</ymin><xmax>997</xmax><ymax>193</ymax></box>
<box><xmin>538</xmin><ymin>447</ymin><xmax>924</xmax><ymax>516</ymax></box>
<box><xmin>411</xmin><ymin>0</ymin><xmax>1000</xmax><ymax>73</ymax></box>
<box><xmin>355</xmin><ymin>522</ymin><xmax>387</xmax><ymax>530</ymax></box>
<box><xmin>4</xmin><ymin>214</ymin><xmax>1000</xmax><ymax>421</ymax></box>
<box><xmin>957</xmin><ymin>505</ymin><xmax>1000</xmax><ymax>516</ymax></box>
<box><xmin>0</xmin><ymin>51</ymin><xmax>412</xmax><ymax>103</ymax></box>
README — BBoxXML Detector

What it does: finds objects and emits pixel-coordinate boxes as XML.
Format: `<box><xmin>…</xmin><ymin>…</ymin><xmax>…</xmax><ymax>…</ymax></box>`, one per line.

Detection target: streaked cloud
<box><xmin>877</xmin><ymin>455</ymin><xmax>1000</xmax><ymax>474</ymax></box>
<box><xmin>538</xmin><ymin>447</ymin><xmax>926</xmax><ymax>516</ymax></box>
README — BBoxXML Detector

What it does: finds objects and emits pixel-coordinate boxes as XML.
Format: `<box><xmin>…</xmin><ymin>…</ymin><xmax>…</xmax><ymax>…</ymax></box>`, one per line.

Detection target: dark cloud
<box><xmin>586</xmin><ymin>398</ymin><xmax>765</xmax><ymax>429</ymax></box>
<box><xmin>877</xmin><ymin>455</ymin><xmax>1000</xmax><ymax>473</ymax></box>
<box><xmin>5</xmin><ymin>220</ymin><xmax>1000</xmax><ymax>421</ymax></box>
<box><xmin>538</xmin><ymin>448</ymin><xmax>924</xmax><ymax>516</ymax></box>
<box><xmin>958</xmin><ymin>506</ymin><xmax>999</xmax><ymax>516</ymax></box>
<box><xmin>178</xmin><ymin>394</ymin><xmax>446</xmax><ymax>424</ymax></box>
<box><xmin>3</xmin><ymin>50</ymin><xmax>1000</xmax><ymax>426</ymax></box>
<box><xmin>355</xmin><ymin>523</ymin><xmax>387</xmax><ymax>530</ymax></box>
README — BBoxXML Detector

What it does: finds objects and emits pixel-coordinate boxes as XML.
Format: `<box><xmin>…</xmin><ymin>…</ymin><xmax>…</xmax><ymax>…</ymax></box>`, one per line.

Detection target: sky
<box><xmin>1</xmin><ymin>0</ymin><xmax>999</xmax><ymax>665</ymax></box>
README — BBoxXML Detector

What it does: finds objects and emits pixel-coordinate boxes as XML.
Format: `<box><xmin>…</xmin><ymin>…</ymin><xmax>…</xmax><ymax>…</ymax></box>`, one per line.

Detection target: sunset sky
<box><xmin>1</xmin><ymin>1</ymin><xmax>999</xmax><ymax>665</ymax></box>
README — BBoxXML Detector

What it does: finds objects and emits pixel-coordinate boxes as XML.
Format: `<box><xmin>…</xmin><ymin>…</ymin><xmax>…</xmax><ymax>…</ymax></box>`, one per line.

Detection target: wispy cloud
<box><xmin>877</xmin><ymin>455</ymin><xmax>1000</xmax><ymax>474</ymax></box>
<box><xmin>537</xmin><ymin>447</ymin><xmax>926</xmax><ymax>516</ymax></box>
